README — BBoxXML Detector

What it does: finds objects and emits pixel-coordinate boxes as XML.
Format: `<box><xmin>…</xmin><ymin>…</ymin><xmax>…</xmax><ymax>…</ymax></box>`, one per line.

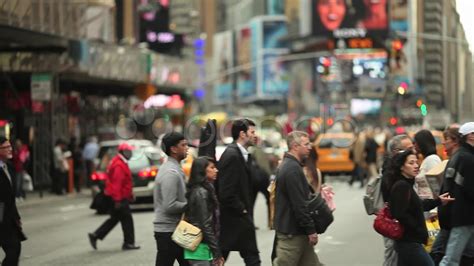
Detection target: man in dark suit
<box><xmin>0</xmin><ymin>136</ymin><xmax>26</xmax><ymax>266</ymax></box>
<box><xmin>217</xmin><ymin>119</ymin><xmax>261</xmax><ymax>266</ymax></box>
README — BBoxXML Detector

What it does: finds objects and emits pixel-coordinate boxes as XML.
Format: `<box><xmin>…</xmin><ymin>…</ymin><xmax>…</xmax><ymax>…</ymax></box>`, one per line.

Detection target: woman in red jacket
<box><xmin>88</xmin><ymin>142</ymin><xmax>140</xmax><ymax>250</ymax></box>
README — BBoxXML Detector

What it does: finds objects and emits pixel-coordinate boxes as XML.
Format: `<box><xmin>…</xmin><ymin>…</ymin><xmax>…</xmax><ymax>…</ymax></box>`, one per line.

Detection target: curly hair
<box><xmin>384</xmin><ymin>149</ymin><xmax>416</xmax><ymax>194</ymax></box>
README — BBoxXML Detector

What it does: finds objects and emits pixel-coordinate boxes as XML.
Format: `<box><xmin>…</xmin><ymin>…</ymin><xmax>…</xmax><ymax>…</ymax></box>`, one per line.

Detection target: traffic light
<box><xmin>392</xmin><ymin>39</ymin><xmax>403</xmax><ymax>51</ymax></box>
<box><xmin>420</xmin><ymin>104</ymin><xmax>428</xmax><ymax>116</ymax></box>
<box><xmin>319</xmin><ymin>57</ymin><xmax>331</xmax><ymax>75</ymax></box>
<box><xmin>416</xmin><ymin>99</ymin><xmax>423</xmax><ymax>108</ymax></box>
<box><xmin>326</xmin><ymin>118</ymin><xmax>334</xmax><ymax>126</ymax></box>
<box><xmin>389</xmin><ymin>117</ymin><xmax>398</xmax><ymax>126</ymax></box>
<box><xmin>416</xmin><ymin>99</ymin><xmax>428</xmax><ymax>116</ymax></box>
<box><xmin>397</xmin><ymin>82</ymin><xmax>408</xmax><ymax>95</ymax></box>
<box><xmin>391</xmin><ymin>39</ymin><xmax>404</xmax><ymax>71</ymax></box>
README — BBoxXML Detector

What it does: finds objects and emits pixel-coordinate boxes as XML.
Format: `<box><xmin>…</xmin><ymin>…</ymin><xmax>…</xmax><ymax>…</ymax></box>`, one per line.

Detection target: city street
<box><xmin>12</xmin><ymin>176</ymin><xmax>384</xmax><ymax>266</ymax></box>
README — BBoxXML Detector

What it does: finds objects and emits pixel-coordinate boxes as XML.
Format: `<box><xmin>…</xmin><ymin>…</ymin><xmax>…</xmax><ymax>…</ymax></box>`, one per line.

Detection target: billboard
<box><xmin>236</xmin><ymin>25</ymin><xmax>257</xmax><ymax>101</ymax></box>
<box><xmin>312</xmin><ymin>0</ymin><xmax>388</xmax><ymax>38</ymax></box>
<box><xmin>213</xmin><ymin>31</ymin><xmax>234</xmax><ymax>104</ymax></box>
<box><xmin>390</xmin><ymin>0</ymin><xmax>408</xmax><ymax>32</ymax></box>
<box><xmin>262</xmin><ymin>51</ymin><xmax>290</xmax><ymax>97</ymax></box>
<box><xmin>267</xmin><ymin>0</ymin><xmax>285</xmax><ymax>15</ymax></box>
<box><xmin>262</xmin><ymin>19</ymin><xmax>288</xmax><ymax>49</ymax></box>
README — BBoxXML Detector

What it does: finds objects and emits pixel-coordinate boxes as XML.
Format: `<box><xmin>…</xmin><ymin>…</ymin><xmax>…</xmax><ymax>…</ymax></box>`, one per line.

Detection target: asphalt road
<box><xmin>10</xmin><ymin>176</ymin><xmax>384</xmax><ymax>266</ymax></box>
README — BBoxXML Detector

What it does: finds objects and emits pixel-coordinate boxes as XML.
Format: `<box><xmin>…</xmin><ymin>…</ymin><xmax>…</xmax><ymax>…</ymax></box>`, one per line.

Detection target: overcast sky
<box><xmin>456</xmin><ymin>0</ymin><xmax>474</xmax><ymax>52</ymax></box>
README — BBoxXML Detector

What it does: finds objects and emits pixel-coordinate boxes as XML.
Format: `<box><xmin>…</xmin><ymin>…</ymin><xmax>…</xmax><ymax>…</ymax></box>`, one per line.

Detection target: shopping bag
<box><xmin>424</xmin><ymin>215</ymin><xmax>440</xmax><ymax>252</ymax></box>
<box><xmin>184</xmin><ymin>242</ymin><xmax>213</xmax><ymax>261</ymax></box>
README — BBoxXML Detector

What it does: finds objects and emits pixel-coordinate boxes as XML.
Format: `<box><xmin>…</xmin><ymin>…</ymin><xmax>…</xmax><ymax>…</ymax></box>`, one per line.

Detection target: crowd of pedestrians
<box><xmin>377</xmin><ymin>122</ymin><xmax>474</xmax><ymax>266</ymax></box>
<box><xmin>151</xmin><ymin>119</ymin><xmax>331</xmax><ymax>265</ymax></box>
<box><xmin>6</xmin><ymin>117</ymin><xmax>474</xmax><ymax>266</ymax></box>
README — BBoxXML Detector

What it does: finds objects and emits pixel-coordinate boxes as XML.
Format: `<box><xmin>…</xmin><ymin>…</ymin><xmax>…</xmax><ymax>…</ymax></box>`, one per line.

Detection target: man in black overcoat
<box><xmin>0</xmin><ymin>136</ymin><xmax>26</xmax><ymax>266</ymax></box>
<box><xmin>217</xmin><ymin>119</ymin><xmax>261</xmax><ymax>266</ymax></box>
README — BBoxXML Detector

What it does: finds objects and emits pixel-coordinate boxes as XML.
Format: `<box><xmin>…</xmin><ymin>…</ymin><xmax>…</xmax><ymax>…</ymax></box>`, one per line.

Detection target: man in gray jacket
<box><xmin>154</xmin><ymin>132</ymin><xmax>189</xmax><ymax>266</ymax></box>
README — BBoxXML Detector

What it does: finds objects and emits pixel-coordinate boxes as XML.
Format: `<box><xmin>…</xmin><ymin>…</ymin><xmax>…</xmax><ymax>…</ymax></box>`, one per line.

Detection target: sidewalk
<box><xmin>17</xmin><ymin>189</ymin><xmax>91</xmax><ymax>209</ymax></box>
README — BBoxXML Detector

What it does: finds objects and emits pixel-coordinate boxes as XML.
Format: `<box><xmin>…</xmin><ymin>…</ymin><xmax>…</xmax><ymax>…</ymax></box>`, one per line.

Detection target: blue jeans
<box><xmin>395</xmin><ymin>241</ymin><xmax>434</xmax><ymax>266</ymax></box>
<box><xmin>431</xmin><ymin>229</ymin><xmax>450</xmax><ymax>255</ymax></box>
<box><xmin>432</xmin><ymin>228</ymin><xmax>474</xmax><ymax>258</ymax></box>
<box><xmin>440</xmin><ymin>225</ymin><xmax>474</xmax><ymax>266</ymax></box>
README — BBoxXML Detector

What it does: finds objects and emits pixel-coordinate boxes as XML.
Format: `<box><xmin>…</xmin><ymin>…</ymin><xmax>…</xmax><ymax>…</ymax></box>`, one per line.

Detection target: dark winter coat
<box><xmin>0</xmin><ymin>161</ymin><xmax>26</xmax><ymax>245</ymax></box>
<box><xmin>217</xmin><ymin>143</ymin><xmax>258</xmax><ymax>251</ymax></box>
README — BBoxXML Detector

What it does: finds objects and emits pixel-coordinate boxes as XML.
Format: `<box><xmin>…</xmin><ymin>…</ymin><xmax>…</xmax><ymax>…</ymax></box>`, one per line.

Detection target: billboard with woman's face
<box><xmin>312</xmin><ymin>0</ymin><xmax>388</xmax><ymax>38</ymax></box>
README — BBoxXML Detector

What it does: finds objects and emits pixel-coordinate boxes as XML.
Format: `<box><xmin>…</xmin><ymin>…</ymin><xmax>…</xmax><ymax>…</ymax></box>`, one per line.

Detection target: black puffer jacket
<box><xmin>389</xmin><ymin>178</ymin><xmax>440</xmax><ymax>244</ymax></box>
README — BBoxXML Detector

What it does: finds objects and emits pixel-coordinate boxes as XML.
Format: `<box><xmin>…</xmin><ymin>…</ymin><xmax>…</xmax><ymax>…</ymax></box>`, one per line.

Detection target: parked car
<box><xmin>315</xmin><ymin>133</ymin><xmax>355</xmax><ymax>175</ymax></box>
<box><xmin>90</xmin><ymin>139</ymin><xmax>164</xmax><ymax>211</ymax></box>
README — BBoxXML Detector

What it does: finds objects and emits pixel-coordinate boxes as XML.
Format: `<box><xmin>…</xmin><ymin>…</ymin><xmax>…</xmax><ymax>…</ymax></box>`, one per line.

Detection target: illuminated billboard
<box><xmin>312</xmin><ymin>0</ymin><xmax>388</xmax><ymax>38</ymax></box>
<box><xmin>213</xmin><ymin>31</ymin><xmax>234</xmax><ymax>104</ymax></box>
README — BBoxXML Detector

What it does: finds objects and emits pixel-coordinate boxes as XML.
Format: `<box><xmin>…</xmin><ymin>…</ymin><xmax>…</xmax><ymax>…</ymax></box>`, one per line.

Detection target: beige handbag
<box><xmin>171</xmin><ymin>214</ymin><xmax>203</xmax><ymax>251</ymax></box>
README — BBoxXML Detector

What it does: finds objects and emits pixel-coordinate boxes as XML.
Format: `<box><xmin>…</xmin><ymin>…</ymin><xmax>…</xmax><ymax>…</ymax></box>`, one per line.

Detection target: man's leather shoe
<box><xmin>122</xmin><ymin>243</ymin><xmax>140</xmax><ymax>250</ymax></box>
<box><xmin>88</xmin><ymin>233</ymin><xmax>97</xmax><ymax>250</ymax></box>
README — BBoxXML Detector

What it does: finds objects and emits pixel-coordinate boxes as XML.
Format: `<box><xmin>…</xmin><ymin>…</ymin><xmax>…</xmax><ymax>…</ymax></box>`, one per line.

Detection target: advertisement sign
<box><xmin>213</xmin><ymin>31</ymin><xmax>234</xmax><ymax>104</ymax></box>
<box><xmin>267</xmin><ymin>0</ymin><xmax>285</xmax><ymax>15</ymax></box>
<box><xmin>312</xmin><ymin>0</ymin><xmax>388</xmax><ymax>38</ymax></box>
<box><xmin>31</xmin><ymin>74</ymin><xmax>52</xmax><ymax>101</ymax></box>
<box><xmin>236</xmin><ymin>25</ymin><xmax>256</xmax><ymax>101</ymax></box>
<box><xmin>261</xmin><ymin>51</ymin><xmax>289</xmax><ymax>97</ymax></box>
<box><xmin>262</xmin><ymin>19</ymin><xmax>288</xmax><ymax>49</ymax></box>
<box><xmin>390</xmin><ymin>0</ymin><xmax>408</xmax><ymax>32</ymax></box>
<box><xmin>315</xmin><ymin>50</ymin><xmax>388</xmax><ymax>97</ymax></box>
<box><xmin>288</xmin><ymin>59</ymin><xmax>316</xmax><ymax>114</ymax></box>
<box><xmin>285</xmin><ymin>0</ymin><xmax>300</xmax><ymax>33</ymax></box>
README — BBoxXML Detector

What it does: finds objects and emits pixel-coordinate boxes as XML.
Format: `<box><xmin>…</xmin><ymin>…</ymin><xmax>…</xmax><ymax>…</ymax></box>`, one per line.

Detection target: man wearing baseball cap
<box><xmin>439</xmin><ymin>122</ymin><xmax>474</xmax><ymax>265</ymax></box>
<box><xmin>88</xmin><ymin>142</ymin><xmax>140</xmax><ymax>251</ymax></box>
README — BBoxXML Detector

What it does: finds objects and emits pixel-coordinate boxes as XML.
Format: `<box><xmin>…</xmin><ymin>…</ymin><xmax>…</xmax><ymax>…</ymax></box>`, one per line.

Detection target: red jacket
<box><xmin>104</xmin><ymin>154</ymin><xmax>133</xmax><ymax>202</ymax></box>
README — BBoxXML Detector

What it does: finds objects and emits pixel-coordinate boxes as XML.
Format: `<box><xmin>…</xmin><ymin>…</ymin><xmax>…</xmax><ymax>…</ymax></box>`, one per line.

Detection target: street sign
<box><xmin>31</xmin><ymin>74</ymin><xmax>52</xmax><ymax>101</ymax></box>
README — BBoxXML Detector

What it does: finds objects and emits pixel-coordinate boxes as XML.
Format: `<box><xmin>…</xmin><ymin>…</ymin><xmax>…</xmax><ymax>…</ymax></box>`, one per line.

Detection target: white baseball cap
<box><xmin>459</xmin><ymin>122</ymin><xmax>474</xmax><ymax>136</ymax></box>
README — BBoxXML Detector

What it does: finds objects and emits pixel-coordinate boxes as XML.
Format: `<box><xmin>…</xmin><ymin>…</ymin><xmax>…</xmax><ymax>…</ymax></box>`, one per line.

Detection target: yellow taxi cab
<box><xmin>182</xmin><ymin>147</ymin><xmax>197</xmax><ymax>182</ymax></box>
<box><xmin>314</xmin><ymin>132</ymin><xmax>355</xmax><ymax>175</ymax></box>
<box><xmin>431</xmin><ymin>130</ymin><xmax>448</xmax><ymax>160</ymax></box>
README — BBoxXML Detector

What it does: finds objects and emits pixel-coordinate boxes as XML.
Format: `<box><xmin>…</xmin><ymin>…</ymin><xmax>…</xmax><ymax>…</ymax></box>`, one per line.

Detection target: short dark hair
<box><xmin>161</xmin><ymin>132</ymin><xmax>185</xmax><ymax>156</ymax></box>
<box><xmin>55</xmin><ymin>138</ymin><xmax>67</xmax><ymax>146</ymax></box>
<box><xmin>231</xmin><ymin>119</ymin><xmax>256</xmax><ymax>141</ymax></box>
<box><xmin>0</xmin><ymin>136</ymin><xmax>8</xmax><ymax>145</ymax></box>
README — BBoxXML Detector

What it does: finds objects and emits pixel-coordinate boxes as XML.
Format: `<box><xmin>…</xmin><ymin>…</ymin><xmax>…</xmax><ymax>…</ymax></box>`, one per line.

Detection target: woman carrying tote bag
<box><xmin>185</xmin><ymin>157</ymin><xmax>224</xmax><ymax>266</ymax></box>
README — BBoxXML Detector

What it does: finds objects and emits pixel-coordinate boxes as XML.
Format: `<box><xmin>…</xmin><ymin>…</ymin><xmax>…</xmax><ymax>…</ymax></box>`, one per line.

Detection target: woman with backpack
<box><xmin>385</xmin><ymin>150</ymin><xmax>453</xmax><ymax>265</ymax></box>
